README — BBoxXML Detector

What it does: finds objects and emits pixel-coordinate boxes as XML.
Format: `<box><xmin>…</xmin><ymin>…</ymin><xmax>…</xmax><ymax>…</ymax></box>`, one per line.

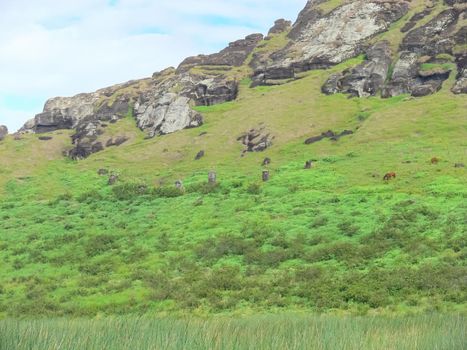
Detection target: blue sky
<box><xmin>0</xmin><ymin>0</ymin><xmax>306</xmax><ymax>132</ymax></box>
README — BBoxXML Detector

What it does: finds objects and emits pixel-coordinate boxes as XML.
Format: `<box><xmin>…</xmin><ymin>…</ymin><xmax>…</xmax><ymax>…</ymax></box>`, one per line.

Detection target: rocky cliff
<box><xmin>323</xmin><ymin>2</ymin><xmax>467</xmax><ymax>98</ymax></box>
<box><xmin>19</xmin><ymin>0</ymin><xmax>466</xmax><ymax>158</ymax></box>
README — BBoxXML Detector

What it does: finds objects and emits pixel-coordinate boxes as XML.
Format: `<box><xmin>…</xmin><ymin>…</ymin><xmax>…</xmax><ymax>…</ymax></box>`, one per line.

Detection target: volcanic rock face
<box><xmin>401</xmin><ymin>9</ymin><xmax>433</xmax><ymax>33</ymax></box>
<box><xmin>67</xmin><ymin>119</ymin><xmax>105</xmax><ymax>160</ymax></box>
<box><xmin>383</xmin><ymin>7</ymin><xmax>465</xmax><ymax>97</ymax></box>
<box><xmin>452</xmin><ymin>28</ymin><xmax>467</xmax><ymax>94</ymax></box>
<box><xmin>323</xmin><ymin>4</ymin><xmax>466</xmax><ymax>98</ymax></box>
<box><xmin>400</xmin><ymin>9</ymin><xmax>460</xmax><ymax>56</ymax></box>
<box><xmin>22</xmin><ymin>80</ymin><xmax>139</xmax><ymax>135</ymax></box>
<box><xmin>21</xmin><ymin>33</ymin><xmax>261</xmax><ymax>158</ymax></box>
<box><xmin>322</xmin><ymin>41</ymin><xmax>392</xmax><ymax>97</ymax></box>
<box><xmin>252</xmin><ymin>0</ymin><xmax>409</xmax><ymax>86</ymax></box>
<box><xmin>452</xmin><ymin>66</ymin><xmax>467</xmax><ymax>94</ymax></box>
<box><xmin>177</xmin><ymin>34</ymin><xmax>263</xmax><ymax>71</ymax></box>
<box><xmin>135</xmin><ymin>93</ymin><xmax>203</xmax><ymax>138</ymax></box>
<box><xmin>0</xmin><ymin>125</ymin><xmax>8</xmax><ymax>141</ymax></box>
<box><xmin>18</xmin><ymin>0</ymin><xmax>467</xmax><ymax>160</ymax></box>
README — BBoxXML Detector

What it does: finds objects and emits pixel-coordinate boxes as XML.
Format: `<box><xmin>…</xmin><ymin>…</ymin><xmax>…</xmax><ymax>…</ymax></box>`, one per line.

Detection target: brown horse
<box><xmin>431</xmin><ymin>157</ymin><xmax>440</xmax><ymax>164</ymax></box>
<box><xmin>383</xmin><ymin>172</ymin><xmax>396</xmax><ymax>181</ymax></box>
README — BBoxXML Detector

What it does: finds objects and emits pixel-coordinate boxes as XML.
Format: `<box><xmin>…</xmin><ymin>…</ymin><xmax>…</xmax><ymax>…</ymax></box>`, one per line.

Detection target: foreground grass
<box><xmin>1</xmin><ymin>314</ymin><xmax>465</xmax><ymax>350</ymax></box>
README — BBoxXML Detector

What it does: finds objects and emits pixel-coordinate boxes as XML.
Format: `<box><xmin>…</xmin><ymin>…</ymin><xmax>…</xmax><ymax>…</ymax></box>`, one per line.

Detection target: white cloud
<box><xmin>0</xmin><ymin>0</ymin><xmax>306</xmax><ymax>131</ymax></box>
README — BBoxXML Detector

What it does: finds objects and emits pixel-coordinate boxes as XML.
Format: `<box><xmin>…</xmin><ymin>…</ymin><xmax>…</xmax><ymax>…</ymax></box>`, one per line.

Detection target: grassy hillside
<box><xmin>0</xmin><ymin>0</ymin><xmax>466</xmax><ymax>319</ymax></box>
<box><xmin>0</xmin><ymin>50</ymin><xmax>465</xmax><ymax>317</ymax></box>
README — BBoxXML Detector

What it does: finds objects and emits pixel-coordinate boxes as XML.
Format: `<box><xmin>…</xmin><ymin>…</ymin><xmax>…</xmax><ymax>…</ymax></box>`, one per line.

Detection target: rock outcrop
<box><xmin>135</xmin><ymin>92</ymin><xmax>203</xmax><ymax>138</ymax></box>
<box><xmin>238</xmin><ymin>127</ymin><xmax>274</xmax><ymax>155</ymax></box>
<box><xmin>18</xmin><ymin>0</ymin><xmax>466</xmax><ymax>161</ymax></box>
<box><xmin>67</xmin><ymin>119</ymin><xmax>105</xmax><ymax>160</ymax></box>
<box><xmin>106</xmin><ymin>136</ymin><xmax>129</xmax><ymax>147</ymax></box>
<box><xmin>21</xmin><ymin>33</ymin><xmax>265</xmax><ymax>158</ymax></box>
<box><xmin>400</xmin><ymin>8</ymin><xmax>460</xmax><ymax>56</ymax></box>
<box><xmin>322</xmin><ymin>41</ymin><xmax>392</xmax><ymax>97</ymax></box>
<box><xmin>267</xmin><ymin>19</ymin><xmax>292</xmax><ymax>36</ymax></box>
<box><xmin>452</xmin><ymin>63</ymin><xmax>467</xmax><ymax>94</ymax></box>
<box><xmin>305</xmin><ymin>129</ymin><xmax>353</xmax><ymax>145</ymax></box>
<box><xmin>252</xmin><ymin>0</ymin><xmax>409</xmax><ymax>86</ymax></box>
<box><xmin>177</xmin><ymin>34</ymin><xmax>263</xmax><ymax>71</ymax></box>
<box><xmin>0</xmin><ymin>125</ymin><xmax>8</xmax><ymax>141</ymax></box>
<box><xmin>400</xmin><ymin>9</ymin><xmax>433</xmax><ymax>33</ymax></box>
<box><xmin>383</xmin><ymin>7</ymin><xmax>464</xmax><ymax>97</ymax></box>
<box><xmin>452</xmin><ymin>27</ymin><xmax>467</xmax><ymax>94</ymax></box>
<box><xmin>21</xmin><ymin>79</ymin><xmax>141</xmax><ymax>136</ymax></box>
<box><xmin>323</xmin><ymin>4</ymin><xmax>466</xmax><ymax>98</ymax></box>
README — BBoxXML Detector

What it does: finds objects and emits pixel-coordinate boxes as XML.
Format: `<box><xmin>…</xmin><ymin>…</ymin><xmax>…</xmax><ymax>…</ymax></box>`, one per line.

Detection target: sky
<box><xmin>0</xmin><ymin>0</ymin><xmax>306</xmax><ymax>132</ymax></box>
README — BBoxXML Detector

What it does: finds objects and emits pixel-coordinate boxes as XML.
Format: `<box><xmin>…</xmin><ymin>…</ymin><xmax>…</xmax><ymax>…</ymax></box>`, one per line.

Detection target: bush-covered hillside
<box><xmin>0</xmin><ymin>66</ymin><xmax>466</xmax><ymax>316</ymax></box>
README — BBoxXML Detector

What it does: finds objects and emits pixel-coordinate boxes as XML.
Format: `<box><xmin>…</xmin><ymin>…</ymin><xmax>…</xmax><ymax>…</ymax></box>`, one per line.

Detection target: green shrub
<box><xmin>55</xmin><ymin>192</ymin><xmax>73</xmax><ymax>202</ymax></box>
<box><xmin>112</xmin><ymin>183</ymin><xmax>148</xmax><ymax>200</ymax></box>
<box><xmin>77</xmin><ymin>190</ymin><xmax>103</xmax><ymax>203</ymax></box>
<box><xmin>246</xmin><ymin>182</ymin><xmax>262</xmax><ymax>195</ymax></box>
<box><xmin>310</xmin><ymin>216</ymin><xmax>328</xmax><ymax>228</ymax></box>
<box><xmin>338</xmin><ymin>220</ymin><xmax>360</xmax><ymax>237</ymax></box>
<box><xmin>153</xmin><ymin>186</ymin><xmax>184</xmax><ymax>198</ymax></box>
<box><xmin>186</xmin><ymin>182</ymin><xmax>220</xmax><ymax>194</ymax></box>
<box><xmin>84</xmin><ymin>234</ymin><xmax>119</xmax><ymax>257</ymax></box>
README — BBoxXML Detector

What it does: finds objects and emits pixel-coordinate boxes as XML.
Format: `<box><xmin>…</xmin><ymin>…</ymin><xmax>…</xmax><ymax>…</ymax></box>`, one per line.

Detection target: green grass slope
<box><xmin>0</xmin><ymin>12</ymin><xmax>466</xmax><ymax>317</ymax></box>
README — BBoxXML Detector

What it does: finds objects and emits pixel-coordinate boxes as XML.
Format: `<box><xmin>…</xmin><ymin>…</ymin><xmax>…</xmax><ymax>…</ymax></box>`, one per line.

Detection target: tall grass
<box><xmin>0</xmin><ymin>314</ymin><xmax>465</xmax><ymax>350</ymax></box>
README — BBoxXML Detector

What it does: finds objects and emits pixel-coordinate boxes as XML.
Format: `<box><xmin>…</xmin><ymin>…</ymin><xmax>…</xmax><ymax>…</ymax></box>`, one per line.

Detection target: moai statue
<box><xmin>108</xmin><ymin>174</ymin><xmax>119</xmax><ymax>185</ymax></box>
<box><xmin>175</xmin><ymin>180</ymin><xmax>184</xmax><ymax>190</ymax></box>
<box><xmin>262</xmin><ymin>170</ymin><xmax>270</xmax><ymax>182</ymax></box>
<box><xmin>208</xmin><ymin>171</ymin><xmax>217</xmax><ymax>184</ymax></box>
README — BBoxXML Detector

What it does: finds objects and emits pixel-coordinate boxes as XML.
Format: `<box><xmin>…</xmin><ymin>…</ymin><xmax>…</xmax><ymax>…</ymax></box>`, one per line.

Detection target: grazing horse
<box><xmin>383</xmin><ymin>172</ymin><xmax>396</xmax><ymax>181</ymax></box>
<box><xmin>431</xmin><ymin>157</ymin><xmax>440</xmax><ymax>164</ymax></box>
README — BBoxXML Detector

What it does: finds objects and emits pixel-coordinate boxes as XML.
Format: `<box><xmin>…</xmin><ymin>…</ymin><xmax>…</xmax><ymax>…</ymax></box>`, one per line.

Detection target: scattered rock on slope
<box><xmin>238</xmin><ymin>127</ymin><xmax>274</xmax><ymax>155</ymax></box>
<box><xmin>305</xmin><ymin>130</ymin><xmax>353</xmax><ymax>145</ymax></box>
<box><xmin>106</xmin><ymin>136</ymin><xmax>129</xmax><ymax>147</ymax></box>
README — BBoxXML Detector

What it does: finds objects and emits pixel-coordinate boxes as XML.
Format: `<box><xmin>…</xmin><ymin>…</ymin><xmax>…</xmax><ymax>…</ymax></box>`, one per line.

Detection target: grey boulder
<box><xmin>0</xmin><ymin>125</ymin><xmax>8</xmax><ymax>141</ymax></box>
